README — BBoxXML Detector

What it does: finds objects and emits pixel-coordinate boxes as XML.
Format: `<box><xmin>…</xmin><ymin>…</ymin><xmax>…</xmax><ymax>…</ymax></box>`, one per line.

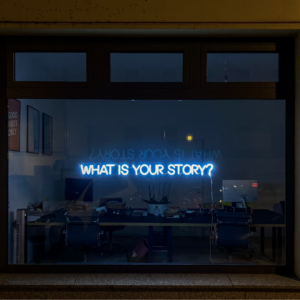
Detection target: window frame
<box><xmin>201</xmin><ymin>44</ymin><xmax>279</xmax><ymax>88</ymax></box>
<box><xmin>104</xmin><ymin>44</ymin><xmax>189</xmax><ymax>88</ymax></box>
<box><xmin>0</xmin><ymin>36</ymin><xmax>295</xmax><ymax>275</ymax></box>
<box><xmin>7</xmin><ymin>43</ymin><xmax>94</xmax><ymax>88</ymax></box>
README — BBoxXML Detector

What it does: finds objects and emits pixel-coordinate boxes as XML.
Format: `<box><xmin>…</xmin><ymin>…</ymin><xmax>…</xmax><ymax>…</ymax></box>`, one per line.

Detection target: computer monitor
<box><xmin>222</xmin><ymin>180</ymin><xmax>258</xmax><ymax>207</ymax></box>
<box><xmin>65</xmin><ymin>178</ymin><xmax>93</xmax><ymax>203</ymax></box>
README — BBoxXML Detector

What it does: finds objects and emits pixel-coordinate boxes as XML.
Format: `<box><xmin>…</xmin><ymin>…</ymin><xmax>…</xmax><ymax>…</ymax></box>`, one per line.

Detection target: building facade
<box><xmin>0</xmin><ymin>0</ymin><xmax>299</xmax><ymax>277</ymax></box>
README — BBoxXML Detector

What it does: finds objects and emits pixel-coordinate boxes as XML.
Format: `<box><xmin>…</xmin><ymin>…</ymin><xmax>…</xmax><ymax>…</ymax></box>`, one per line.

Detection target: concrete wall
<box><xmin>0</xmin><ymin>0</ymin><xmax>299</xmax><ymax>23</ymax></box>
<box><xmin>1</xmin><ymin>0</ymin><xmax>300</xmax><ymax>32</ymax></box>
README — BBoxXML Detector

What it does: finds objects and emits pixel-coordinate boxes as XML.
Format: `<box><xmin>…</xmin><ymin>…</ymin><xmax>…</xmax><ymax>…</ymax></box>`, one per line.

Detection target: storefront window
<box><xmin>8</xmin><ymin>99</ymin><xmax>286</xmax><ymax>265</ymax></box>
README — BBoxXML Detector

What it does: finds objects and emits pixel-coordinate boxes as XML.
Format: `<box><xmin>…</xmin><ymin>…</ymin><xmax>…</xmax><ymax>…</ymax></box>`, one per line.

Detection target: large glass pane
<box><xmin>8</xmin><ymin>99</ymin><xmax>286</xmax><ymax>265</ymax></box>
<box><xmin>110</xmin><ymin>53</ymin><xmax>183</xmax><ymax>82</ymax></box>
<box><xmin>15</xmin><ymin>53</ymin><xmax>87</xmax><ymax>82</ymax></box>
<box><xmin>207</xmin><ymin>53</ymin><xmax>279</xmax><ymax>82</ymax></box>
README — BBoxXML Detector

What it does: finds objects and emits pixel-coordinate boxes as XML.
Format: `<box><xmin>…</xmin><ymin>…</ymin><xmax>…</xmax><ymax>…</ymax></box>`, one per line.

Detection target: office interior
<box><xmin>8</xmin><ymin>98</ymin><xmax>286</xmax><ymax>265</ymax></box>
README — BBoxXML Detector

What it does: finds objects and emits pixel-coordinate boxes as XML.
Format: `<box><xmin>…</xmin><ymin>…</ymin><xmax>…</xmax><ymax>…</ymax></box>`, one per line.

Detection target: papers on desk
<box><xmin>166</xmin><ymin>215</ymin><xmax>180</xmax><ymax>219</ymax></box>
<box><xmin>94</xmin><ymin>206</ymin><xmax>107</xmax><ymax>213</ymax></box>
<box><xmin>132</xmin><ymin>210</ymin><xmax>144</xmax><ymax>217</ymax></box>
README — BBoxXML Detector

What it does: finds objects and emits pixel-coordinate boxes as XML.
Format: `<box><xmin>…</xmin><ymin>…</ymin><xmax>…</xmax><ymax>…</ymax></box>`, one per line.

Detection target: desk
<box><xmin>28</xmin><ymin>211</ymin><xmax>214</xmax><ymax>263</ymax></box>
<box><xmin>251</xmin><ymin>209</ymin><xmax>285</xmax><ymax>264</ymax></box>
<box><xmin>27</xmin><ymin>209</ymin><xmax>285</xmax><ymax>264</ymax></box>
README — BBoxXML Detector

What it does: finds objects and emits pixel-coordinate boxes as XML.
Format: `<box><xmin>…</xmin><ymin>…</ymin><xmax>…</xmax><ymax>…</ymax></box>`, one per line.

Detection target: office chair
<box><xmin>99</xmin><ymin>198</ymin><xmax>127</xmax><ymax>255</ymax></box>
<box><xmin>65</xmin><ymin>211</ymin><xmax>101</xmax><ymax>262</ymax></box>
<box><xmin>273</xmin><ymin>200</ymin><xmax>285</xmax><ymax>215</ymax></box>
<box><xmin>216</xmin><ymin>212</ymin><xmax>252</xmax><ymax>262</ymax></box>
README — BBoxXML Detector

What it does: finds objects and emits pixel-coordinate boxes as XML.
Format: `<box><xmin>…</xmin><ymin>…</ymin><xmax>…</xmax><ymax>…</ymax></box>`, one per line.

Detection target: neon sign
<box><xmin>80</xmin><ymin>163</ymin><xmax>213</xmax><ymax>176</ymax></box>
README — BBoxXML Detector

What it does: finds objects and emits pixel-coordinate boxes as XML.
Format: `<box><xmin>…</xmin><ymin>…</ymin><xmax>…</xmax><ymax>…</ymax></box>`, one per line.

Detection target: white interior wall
<box><xmin>8</xmin><ymin>99</ymin><xmax>65</xmax><ymax>263</ymax></box>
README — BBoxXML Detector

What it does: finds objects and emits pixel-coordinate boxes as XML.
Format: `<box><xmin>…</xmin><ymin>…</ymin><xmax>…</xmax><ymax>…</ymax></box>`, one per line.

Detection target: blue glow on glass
<box><xmin>174</xmin><ymin>164</ymin><xmax>183</xmax><ymax>174</ymax></box>
<box><xmin>132</xmin><ymin>164</ymin><xmax>140</xmax><ymax>175</ymax></box>
<box><xmin>182</xmin><ymin>164</ymin><xmax>192</xmax><ymax>175</ymax></box>
<box><xmin>200</xmin><ymin>166</ymin><xmax>206</xmax><ymax>175</ymax></box>
<box><xmin>118</xmin><ymin>164</ymin><xmax>129</xmax><ymax>175</ymax></box>
<box><xmin>100</xmin><ymin>164</ymin><xmax>108</xmax><ymax>175</ymax></box>
<box><xmin>120</xmin><ymin>164</ymin><xmax>129</xmax><ymax>175</ymax></box>
<box><xmin>157</xmin><ymin>164</ymin><xmax>164</xmax><ymax>175</ymax></box>
<box><xmin>140</xmin><ymin>164</ymin><xmax>149</xmax><ymax>175</ymax></box>
<box><xmin>149</xmin><ymin>164</ymin><xmax>157</xmax><ymax>176</ymax></box>
<box><xmin>205</xmin><ymin>163</ymin><xmax>214</xmax><ymax>177</ymax></box>
<box><xmin>167</xmin><ymin>164</ymin><xmax>176</xmax><ymax>175</ymax></box>
<box><xmin>106</xmin><ymin>164</ymin><xmax>115</xmax><ymax>175</ymax></box>
<box><xmin>192</xmin><ymin>164</ymin><xmax>199</xmax><ymax>175</ymax></box>
<box><xmin>80</xmin><ymin>164</ymin><xmax>92</xmax><ymax>175</ymax></box>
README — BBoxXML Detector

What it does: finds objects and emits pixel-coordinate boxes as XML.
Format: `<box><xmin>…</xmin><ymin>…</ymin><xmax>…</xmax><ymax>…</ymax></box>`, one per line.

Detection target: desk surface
<box><xmin>27</xmin><ymin>209</ymin><xmax>285</xmax><ymax>227</ymax></box>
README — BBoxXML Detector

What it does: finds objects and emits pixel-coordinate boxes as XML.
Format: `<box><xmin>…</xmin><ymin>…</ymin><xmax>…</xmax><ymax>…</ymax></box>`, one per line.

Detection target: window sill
<box><xmin>0</xmin><ymin>273</ymin><xmax>299</xmax><ymax>299</ymax></box>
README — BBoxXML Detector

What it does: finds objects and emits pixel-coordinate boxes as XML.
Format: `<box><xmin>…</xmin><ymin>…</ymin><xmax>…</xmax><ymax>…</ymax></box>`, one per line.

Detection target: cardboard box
<box><xmin>126</xmin><ymin>238</ymin><xmax>148</xmax><ymax>263</ymax></box>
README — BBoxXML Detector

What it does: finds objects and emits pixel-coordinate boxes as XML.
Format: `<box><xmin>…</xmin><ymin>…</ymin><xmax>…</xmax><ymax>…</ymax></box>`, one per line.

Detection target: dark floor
<box><xmin>36</xmin><ymin>233</ymin><xmax>284</xmax><ymax>265</ymax></box>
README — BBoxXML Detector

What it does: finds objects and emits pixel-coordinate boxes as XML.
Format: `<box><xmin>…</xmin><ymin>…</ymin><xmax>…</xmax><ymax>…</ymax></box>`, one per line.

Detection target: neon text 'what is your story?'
<box><xmin>80</xmin><ymin>164</ymin><xmax>214</xmax><ymax>176</ymax></box>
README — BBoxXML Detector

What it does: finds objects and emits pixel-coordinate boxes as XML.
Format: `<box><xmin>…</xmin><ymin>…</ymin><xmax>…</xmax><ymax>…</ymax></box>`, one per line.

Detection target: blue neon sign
<box><xmin>80</xmin><ymin>163</ymin><xmax>213</xmax><ymax>176</ymax></box>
